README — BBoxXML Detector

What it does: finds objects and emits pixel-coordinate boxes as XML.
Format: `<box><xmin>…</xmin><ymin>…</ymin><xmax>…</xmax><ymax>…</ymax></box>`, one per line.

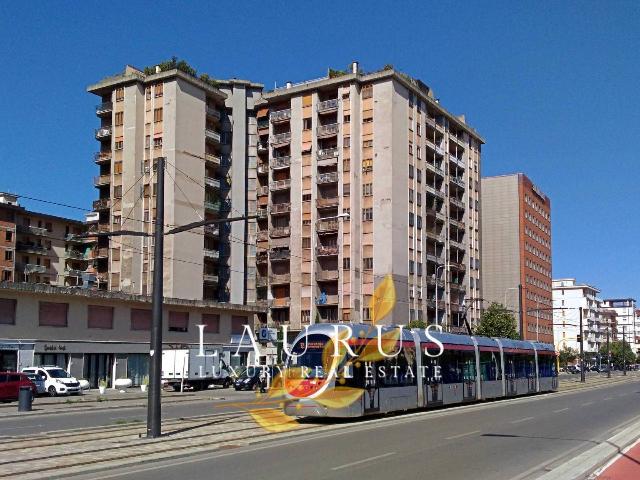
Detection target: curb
<box><xmin>537</xmin><ymin>418</ymin><xmax>640</xmax><ymax>480</ymax></box>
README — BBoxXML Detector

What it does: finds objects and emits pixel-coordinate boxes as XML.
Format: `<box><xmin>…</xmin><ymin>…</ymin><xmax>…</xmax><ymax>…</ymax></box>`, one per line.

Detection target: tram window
<box><xmin>514</xmin><ymin>353</ymin><xmax>536</xmax><ymax>378</ymax></box>
<box><xmin>379</xmin><ymin>346</ymin><xmax>417</xmax><ymax>387</ymax></box>
<box><xmin>479</xmin><ymin>350</ymin><xmax>501</xmax><ymax>381</ymax></box>
<box><xmin>440</xmin><ymin>349</ymin><xmax>476</xmax><ymax>383</ymax></box>
<box><xmin>342</xmin><ymin>361</ymin><xmax>366</xmax><ymax>388</ymax></box>
<box><xmin>538</xmin><ymin>354</ymin><xmax>557</xmax><ymax>377</ymax></box>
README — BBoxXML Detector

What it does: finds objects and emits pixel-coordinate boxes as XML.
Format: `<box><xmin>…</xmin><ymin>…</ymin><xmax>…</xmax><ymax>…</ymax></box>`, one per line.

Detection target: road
<box><xmin>71</xmin><ymin>378</ymin><xmax>640</xmax><ymax>480</ymax></box>
<box><xmin>0</xmin><ymin>390</ymin><xmax>261</xmax><ymax>436</ymax></box>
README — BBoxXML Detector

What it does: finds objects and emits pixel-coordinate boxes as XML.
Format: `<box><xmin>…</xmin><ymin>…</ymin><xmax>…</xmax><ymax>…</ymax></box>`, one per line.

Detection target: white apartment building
<box><xmin>602</xmin><ymin>298</ymin><xmax>638</xmax><ymax>353</ymax></box>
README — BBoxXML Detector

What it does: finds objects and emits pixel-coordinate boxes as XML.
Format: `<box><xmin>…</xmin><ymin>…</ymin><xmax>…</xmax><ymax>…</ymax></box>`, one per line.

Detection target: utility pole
<box><xmin>606</xmin><ymin>326</ymin><xmax>611</xmax><ymax>379</ymax></box>
<box><xmin>147</xmin><ymin>156</ymin><xmax>165</xmax><ymax>439</ymax></box>
<box><xmin>518</xmin><ymin>284</ymin><xmax>524</xmax><ymax>340</ymax></box>
<box><xmin>579</xmin><ymin>307</ymin><xmax>585</xmax><ymax>383</ymax></box>
<box><xmin>622</xmin><ymin>324</ymin><xmax>627</xmax><ymax>376</ymax></box>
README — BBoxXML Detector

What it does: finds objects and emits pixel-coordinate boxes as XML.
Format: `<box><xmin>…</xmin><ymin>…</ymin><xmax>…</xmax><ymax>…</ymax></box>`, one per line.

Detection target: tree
<box><xmin>407</xmin><ymin>319</ymin><xmax>427</xmax><ymax>329</ymax></box>
<box><xmin>558</xmin><ymin>345</ymin><xmax>578</xmax><ymax>367</ymax></box>
<box><xmin>474</xmin><ymin>303</ymin><xmax>520</xmax><ymax>339</ymax></box>
<box><xmin>599</xmin><ymin>340</ymin><xmax>635</xmax><ymax>368</ymax></box>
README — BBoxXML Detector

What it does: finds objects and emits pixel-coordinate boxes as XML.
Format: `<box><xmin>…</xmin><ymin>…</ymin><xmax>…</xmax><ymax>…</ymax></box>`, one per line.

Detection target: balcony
<box><xmin>270</xmin><ymin>202</ymin><xmax>291</xmax><ymax>215</ymax></box>
<box><xmin>65</xmin><ymin>249</ymin><xmax>86</xmax><ymax>260</ymax></box>
<box><xmin>317</xmin><ymin>123</ymin><xmax>339</xmax><ymax>138</ymax></box>
<box><xmin>205</xmin><ymin>153</ymin><xmax>221</xmax><ymax>166</ymax></box>
<box><xmin>17</xmin><ymin>225</ymin><xmax>49</xmax><ymax>237</ymax></box>
<box><xmin>317</xmin><ymin>218</ymin><xmax>339</xmax><ymax>233</ymax></box>
<box><xmin>95</xmin><ymin>126</ymin><xmax>112</xmax><ymax>139</ymax></box>
<box><xmin>257</xmin><ymin>120</ymin><xmax>269</xmax><ymax>131</ymax></box>
<box><xmin>450</xmin><ymin>261</ymin><xmax>466</xmax><ymax>271</ymax></box>
<box><xmin>426</xmin><ymin>277</ymin><xmax>444</xmax><ymax>287</ymax></box>
<box><xmin>317</xmin><ymin>98</ymin><xmax>339</xmax><ymax>113</ymax></box>
<box><xmin>317</xmin><ymin>172</ymin><xmax>339</xmax><ymax>184</ymax></box>
<box><xmin>316</xmin><ymin>294</ymin><xmax>339</xmax><ymax>306</ymax></box>
<box><xmin>204</xmin><ymin>224</ymin><xmax>220</xmax><ymax>237</ymax></box>
<box><xmin>16</xmin><ymin>242</ymin><xmax>47</xmax><ymax>255</ymax></box>
<box><xmin>204</xmin><ymin>248</ymin><xmax>220</xmax><ymax>260</ymax></box>
<box><xmin>316</xmin><ymin>245</ymin><xmax>338</xmax><ymax>256</ymax></box>
<box><xmin>271</xmin><ymin>297</ymin><xmax>291</xmax><ymax>308</ymax></box>
<box><xmin>256</xmin><ymin>276</ymin><xmax>268</xmax><ymax>287</ymax></box>
<box><xmin>270</xmin><ymin>226</ymin><xmax>291</xmax><ymax>238</ymax></box>
<box><xmin>270</xmin><ymin>109</ymin><xmax>291</xmax><ymax>123</ymax></box>
<box><xmin>425</xmin><ymin>162</ymin><xmax>444</xmax><ymax>177</ymax></box>
<box><xmin>271</xmin><ymin>156</ymin><xmax>291</xmax><ymax>169</ymax></box>
<box><xmin>257</xmin><ymin>163</ymin><xmax>269</xmax><ymax>175</ymax></box>
<box><xmin>257</xmin><ymin>207</ymin><xmax>268</xmax><ymax>219</ymax></box>
<box><xmin>271</xmin><ymin>132</ymin><xmax>291</xmax><ymax>145</ymax></box>
<box><xmin>203</xmin><ymin>273</ymin><xmax>219</xmax><ymax>284</ymax></box>
<box><xmin>316</xmin><ymin>270</ymin><xmax>339</xmax><ymax>282</ymax></box>
<box><xmin>256</xmin><ymin>231</ymin><xmax>269</xmax><ymax>242</ymax></box>
<box><xmin>317</xmin><ymin>148</ymin><xmax>339</xmax><ymax>166</ymax></box>
<box><xmin>450</xmin><ymin>197</ymin><xmax>465</xmax><ymax>210</ymax></box>
<box><xmin>206</xmin><ymin>106</ymin><xmax>221</xmax><ymax>120</ymax></box>
<box><xmin>450</xmin><ymin>282</ymin><xmax>465</xmax><ymax>291</ymax></box>
<box><xmin>257</xmin><ymin>142</ymin><xmax>268</xmax><ymax>153</ymax></box>
<box><xmin>425</xmin><ymin>230</ymin><xmax>445</xmax><ymax>243</ymax></box>
<box><xmin>450</xmin><ymin>176</ymin><xmax>466</xmax><ymax>189</ymax></box>
<box><xmin>256</xmin><ymin>250</ymin><xmax>268</xmax><ymax>264</ymax></box>
<box><xmin>450</xmin><ymin>134</ymin><xmax>466</xmax><ymax>148</ymax></box>
<box><xmin>17</xmin><ymin>263</ymin><xmax>47</xmax><ymax>274</ymax></box>
<box><xmin>205</xmin><ymin>129</ymin><xmax>221</xmax><ymax>143</ymax></box>
<box><xmin>258</xmin><ymin>185</ymin><xmax>269</xmax><ymax>196</ymax></box>
<box><xmin>93</xmin><ymin>198</ymin><xmax>111</xmax><ymax>211</ymax></box>
<box><xmin>270</xmin><ymin>248</ymin><xmax>291</xmax><ymax>261</ymax></box>
<box><xmin>270</xmin><ymin>179</ymin><xmax>291</xmax><ymax>191</ymax></box>
<box><xmin>316</xmin><ymin>197</ymin><xmax>339</xmax><ymax>209</ymax></box>
<box><xmin>449</xmin><ymin>239</ymin><xmax>466</xmax><ymax>251</ymax></box>
<box><xmin>270</xmin><ymin>273</ymin><xmax>291</xmax><ymax>285</ymax></box>
<box><xmin>94</xmin><ymin>174</ymin><xmax>111</xmax><ymax>187</ymax></box>
<box><xmin>425</xmin><ymin>185</ymin><xmax>444</xmax><ymax>199</ymax></box>
<box><xmin>449</xmin><ymin>218</ymin><xmax>465</xmax><ymax>230</ymax></box>
<box><xmin>95</xmin><ymin>102</ymin><xmax>113</xmax><ymax>116</ymax></box>
<box><xmin>426</xmin><ymin>253</ymin><xmax>442</xmax><ymax>264</ymax></box>
<box><xmin>205</xmin><ymin>199</ymin><xmax>231</xmax><ymax>213</ymax></box>
<box><xmin>205</xmin><ymin>176</ymin><xmax>221</xmax><ymax>190</ymax></box>
<box><xmin>91</xmin><ymin>247</ymin><xmax>109</xmax><ymax>260</ymax></box>
<box><xmin>94</xmin><ymin>152</ymin><xmax>112</xmax><ymax>165</ymax></box>
<box><xmin>65</xmin><ymin>268</ymin><xmax>85</xmax><ymax>277</ymax></box>
<box><xmin>449</xmin><ymin>154</ymin><xmax>465</xmax><ymax>168</ymax></box>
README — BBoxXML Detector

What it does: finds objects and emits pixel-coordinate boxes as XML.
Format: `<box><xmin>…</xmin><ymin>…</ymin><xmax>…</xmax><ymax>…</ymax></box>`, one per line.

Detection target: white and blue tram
<box><xmin>283</xmin><ymin>324</ymin><xmax>558</xmax><ymax>418</ymax></box>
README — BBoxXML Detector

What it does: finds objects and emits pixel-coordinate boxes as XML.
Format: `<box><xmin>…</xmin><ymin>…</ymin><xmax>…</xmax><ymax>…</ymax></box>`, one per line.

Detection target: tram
<box><xmin>282</xmin><ymin>324</ymin><xmax>558</xmax><ymax>418</ymax></box>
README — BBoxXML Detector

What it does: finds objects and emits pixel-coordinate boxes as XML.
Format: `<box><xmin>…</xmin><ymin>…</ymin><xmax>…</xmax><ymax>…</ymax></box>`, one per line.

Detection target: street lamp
<box><xmin>434</xmin><ymin>264</ymin><xmax>446</xmax><ymax>327</ymax></box>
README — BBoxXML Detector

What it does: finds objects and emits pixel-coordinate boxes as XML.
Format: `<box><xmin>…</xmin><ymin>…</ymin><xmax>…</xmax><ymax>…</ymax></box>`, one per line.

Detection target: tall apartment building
<box><xmin>0</xmin><ymin>193</ymin><xmax>93</xmax><ymax>287</ymax></box>
<box><xmin>255</xmin><ymin>63</ymin><xmax>483</xmax><ymax>332</ymax></box>
<box><xmin>87</xmin><ymin>64</ymin><xmax>262</xmax><ymax>303</ymax></box>
<box><xmin>602</xmin><ymin>298</ymin><xmax>638</xmax><ymax>352</ymax></box>
<box><xmin>552</xmin><ymin>278</ymin><xmax>617</xmax><ymax>354</ymax></box>
<box><xmin>481</xmin><ymin>174</ymin><xmax>553</xmax><ymax>343</ymax></box>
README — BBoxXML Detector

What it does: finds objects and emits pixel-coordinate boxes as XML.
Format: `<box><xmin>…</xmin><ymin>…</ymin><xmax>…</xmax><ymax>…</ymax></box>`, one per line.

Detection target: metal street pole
<box><xmin>536</xmin><ymin>299</ymin><xmax>540</xmax><ymax>342</ymax></box>
<box><xmin>606</xmin><ymin>326</ymin><xmax>611</xmax><ymax>378</ymax></box>
<box><xmin>579</xmin><ymin>307</ymin><xmax>585</xmax><ymax>383</ymax></box>
<box><xmin>622</xmin><ymin>325</ymin><xmax>627</xmax><ymax>376</ymax></box>
<box><xmin>147</xmin><ymin>156</ymin><xmax>165</xmax><ymax>438</ymax></box>
<box><xmin>435</xmin><ymin>264</ymin><xmax>444</xmax><ymax>326</ymax></box>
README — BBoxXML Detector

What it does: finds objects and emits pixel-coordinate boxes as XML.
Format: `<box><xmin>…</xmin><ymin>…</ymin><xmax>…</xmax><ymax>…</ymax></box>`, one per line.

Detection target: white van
<box><xmin>22</xmin><ymin>366</ymin><xmax>81</xmax><ymax>396</ymax></box>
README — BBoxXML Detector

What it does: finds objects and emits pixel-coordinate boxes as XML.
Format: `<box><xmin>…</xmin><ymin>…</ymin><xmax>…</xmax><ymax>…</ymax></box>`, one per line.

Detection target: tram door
<box><xmin>363</xmin><ymin>362</ymin><xmax>379</xmax><ymax>413</ymax></box>
<box><xmin>424</xmin><ymin>358</ymin><xmax>442</xmax><ymax>405</ymax></box>
<box><xmin>506</xmin><ymin>357</ymin><xmax>517</xmax><ymax>396</ymax></box>
<box><xmin>527</xmin><ymin>358</ymin><xmax>537</xmax><ymax>393</ymax></box>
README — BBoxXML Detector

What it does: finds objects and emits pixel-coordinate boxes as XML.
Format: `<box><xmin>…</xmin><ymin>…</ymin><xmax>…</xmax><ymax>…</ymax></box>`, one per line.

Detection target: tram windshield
<box><xmin>286</xmin><ymin>334</ymin><xmax>332</xmax><ymax>379</ymax></box>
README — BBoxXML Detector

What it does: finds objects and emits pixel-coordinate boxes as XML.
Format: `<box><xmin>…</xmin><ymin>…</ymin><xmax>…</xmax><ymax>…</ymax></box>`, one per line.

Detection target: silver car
<box><xmin>24</xmin><ymin>373</ymin><xmax>46</xmax><ymax>395</ymax></box>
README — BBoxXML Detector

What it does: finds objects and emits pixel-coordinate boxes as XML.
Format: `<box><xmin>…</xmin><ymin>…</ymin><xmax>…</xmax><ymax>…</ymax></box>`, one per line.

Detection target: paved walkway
<box><xmin>596</xmin><ymin>439</ymin><xmax>640</xmax><ymax>480</ymax></box>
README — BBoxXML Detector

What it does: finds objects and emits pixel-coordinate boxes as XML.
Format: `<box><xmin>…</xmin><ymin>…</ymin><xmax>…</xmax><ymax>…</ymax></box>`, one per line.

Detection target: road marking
<box><xmin>553</xmin><ymin>408</ymin><xmax>569</xmax><ymax>413</ymax></box>
<box><xmin>331</xmin><ymin>452</ymin><xmax>396</xmax><ymax>471</ymax></box>
<box><xmin>603</xmin><ymin>397</ymin><xmax>613</xmax><ymax>400</ymax></box>
<box><xmin>581</xmin><ymin>401</ymin><xmax>594</xmax><ymax>406</ymax></box>
<box><xmin>445</xmin><ymin>430</ymin><xmax>480</xmax><ymax>440</ymax></box>
<box><xmin>618</xmin><ymin>393</ymin><xmax>628</xmax><ymax>397</ymax></box>
<box><xmin>0</xmin><ymin>424</ymin><xmax>43</xmax><ymax>431</ymax></box>
<box><xmin>510</xmin><ymin>416</ymin><xmax>534</xmax><ymax>424</ymax></box>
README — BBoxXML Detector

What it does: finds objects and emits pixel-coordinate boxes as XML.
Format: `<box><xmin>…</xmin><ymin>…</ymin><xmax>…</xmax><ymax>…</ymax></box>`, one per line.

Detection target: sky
<box><xmin>0</xmin><ymin>1</ymin><xmax>638</xmax><ymax>300</ymax></box>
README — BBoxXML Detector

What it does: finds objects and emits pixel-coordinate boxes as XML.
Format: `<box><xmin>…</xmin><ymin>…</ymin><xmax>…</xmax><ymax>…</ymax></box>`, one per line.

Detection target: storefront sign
<box><xmin>43</xmin><ymin>344</ymin><xmax>67</xmax><ymax>352</ymax></box>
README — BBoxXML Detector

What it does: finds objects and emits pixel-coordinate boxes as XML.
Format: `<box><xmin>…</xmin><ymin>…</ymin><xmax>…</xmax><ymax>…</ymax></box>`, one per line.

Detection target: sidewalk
<box><xmin>595</xmin><ymin>439</ymin><xmax>640</xmax><ymax>479</ymax></box>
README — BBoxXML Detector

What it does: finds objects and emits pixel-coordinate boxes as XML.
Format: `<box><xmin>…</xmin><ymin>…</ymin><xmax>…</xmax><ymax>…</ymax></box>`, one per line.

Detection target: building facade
<box><xmin>0</xmin><ymin>193</ymin><xmax>92</xmax><ymax>288</ymax></box>
<box><xmin>255</xmin><ymin>63</ymin><xmax>483</xmax><ymax>332</ymax></box>
<box><xmin>602</xmin><ymin>298</ymin><xmax>638</xmax><ymax>352</ymax></box>
<box><xmin>87</xmin><ymin>64</ymin><xmax>263</xmax><ymax>304</ymax></box>
<box><xmin>0</xmin><ymin>282</ymin><xmax>262</xmax><ymax>387</ymax></box>
<box><xmin>481</xmin><ymin>174</ymin><xmax>553</xmax><ymax>343</ymax></box>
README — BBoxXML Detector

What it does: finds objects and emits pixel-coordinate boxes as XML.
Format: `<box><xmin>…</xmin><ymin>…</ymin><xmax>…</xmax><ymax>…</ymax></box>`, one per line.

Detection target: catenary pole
<box><xmin>579</xmin><ymin>307</ymin><xmax>585</xmax><ymax>383</ymax></box>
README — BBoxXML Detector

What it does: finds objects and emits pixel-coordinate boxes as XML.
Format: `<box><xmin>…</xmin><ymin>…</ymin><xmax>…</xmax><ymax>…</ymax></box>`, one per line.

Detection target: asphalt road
<box><xmin>73</xmin><ymin>378</ymin><xmax>640</xmax><ymax>480</ymax></box>
<box><xmin>0</xmin><ymin>390</ymin><xmax>260</xmax><ymax>436</ymax></box>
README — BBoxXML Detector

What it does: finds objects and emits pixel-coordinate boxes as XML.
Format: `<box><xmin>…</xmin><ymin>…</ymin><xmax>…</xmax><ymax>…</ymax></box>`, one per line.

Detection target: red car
<box><xmin>0</xmin><ymin>372</ymin><xmax>37</xmax><ymax>402</ymax></box>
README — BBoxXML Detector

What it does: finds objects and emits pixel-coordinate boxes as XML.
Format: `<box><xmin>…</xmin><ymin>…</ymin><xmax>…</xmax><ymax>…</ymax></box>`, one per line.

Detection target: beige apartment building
<box><xmin>481</xmin><ymin>174</ymin><xmax>553</xmax><ymax>343</ymax></box>
<box><xmin>0</xmin><ymin>193</ymin><xmax>93</xmax><ymax>287</ymax></box>
<box><xmin>255</xmin><ymin>63</ymin><xmax>483</xmax><ymax>332</ymax></box>
<box><xmin>87</xmin><ymin>64</ymin><xmax>263</xmax><ymax>304</ymax></box>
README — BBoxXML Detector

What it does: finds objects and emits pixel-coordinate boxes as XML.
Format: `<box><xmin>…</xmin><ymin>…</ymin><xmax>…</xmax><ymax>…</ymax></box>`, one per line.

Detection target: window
<box><xmin>113</xmin><ymin>185</ymin><xmax>123</xmax><ymax>198</ymax></box>
<box><xmin>201</xmin><ymin>314</ymin><xmax>220</xmax><ymax>333</ymax></box>
<box><xmin>417</xmin><ymin>192</ymin><xmax>422</xmax><ymax>206</ymax></box>
<box><xmin>153</xmin><ymin>137</ymin><xmax>163</xmax><ymax>148</ymax></box>
<box><xmin>39</xmin><ymin>302</ymin><xmax>68</xmax><ymax>327</ymax></box>
<box><xmin>344</xmin><ymin>114</ymin><xmax>350</xmax><ymax>123</ymax></box>
<box><xmin>153</xmin><ymin>108</ymin><xmax>163</xmax><ymax>123</ymax></box>
<box><xmin>115</xmin><ymin>112</ymin><xmax>123</xmax><ymax>126</ymax></box>
<box><xmin>343</xmin><ymin>257</ymin><xmax>350</xmax><ymax>269</ymax></box>
<box><xmin>87</xmin><ymin>305</ymin><xmax>114</xmax><ymax>329</ymax></box>
<box><xmin>231</xmin><ymin>316</ymin><xmax>247</xmax><ymax>334</ymax></box>
<box><xmin>302</xmin><ymin>194</ymin><xmax>312</xmax><ymax>202</ymax></box>
<box><xmin>115</xmin><ymin>141</ymin><xmax>123</xmax><ymax>151</ymax></box>
<box><xmin>363</xmin><ymin>116</ymin><xmax>373</xmax><ymax>123</ymax></box>
<box><xmin>343</xmin><ymin>137</ymin><xmax>351</xmax><ymax>148</ymax></box>
<box><xmin>146</xmin><ymin>87</ymin><xmax>151</xmax><ymax>100</ymax></box>
<box><xmin>417</xmin><ymin>215</ymin><xmax>422</xmax><ymax>229</ymax></box>
<box><xmin>362</xmin><ymin>85</ymin><xmax>373</xmax><ymax>99</ymax></box>
<box><xmin>362</xmin><ymin>158</ymin><xmax>373</xmax><ymax>172</ymax></box>
<box><xmin>303</xmin><ymin>118</ymin><xmax>311</xmax><ymax>130</ymax></box>
<box><xmin>302</xmin><ymin>237</ymin><xmax>311</xmax><ymax>248</ymax></box>
<box><xmin>362</xmin><ymin>208</ymin><xmax>373</xmax><ymax>221</ymax></box>
<box><xmin>343</xmin><ymin>159</ymin><xmax>350</xmax><ymax>171</ymax></box>
<box><xmin>363</xmin><ymin>139</ymin><xmax>373</xmax><ymax>148</ymax></box>
<box><xmin>301</xmin><ymin>310</ymin><xmax>311</xmax><ymax>323</ymax></box>
<box><xmin>409</xmin><ymin>212</ymin><xmax>414</xmax><ymax>226</ymax></box>
<box><xmin>154</xmin><ymin>83</ymin><xmax>163</xmax><ymax>97</ymax></box>
<box><xmin>416</xmin><ymin>169</ymin><xmax>422</xmax><ymax>183</ymax></box>
<box><xmin>363</xmin><ymin>307</ymin><xmax>371</xmax><ymax>321</ymax></box>
<box><xmin>417</xmin><ymin>124</ymin><xmax>421</xmax><ymax>136</ymax></box>
<box><xmin>409</xmin><ymin>260</ymin><xmax>415</xmax><ymax>274</ymax></box>
<box><xmin>45</xmin><ymin>222</ymin><xmax>53</xmax><ymax>232</ymax></box>
<box><xmin>409</xmin><ymin>189</ymin><xmax>414</xmax><ymax>203</ymax></box>
<box><xmin>0</xmin><ymin>299</ymin><xmax>16</xmax><ymax>325</ymax></box>
<box><xmin>130</xmin><ymin>309</ymin><xmax>152</xmax><ymax>331</ymax></box>
<box><xmin>343</xmin><ymin>183</ymin><xmax>350</xmax><ymax>196</ymax></box>
<box><xmin>363</xmin><ymin>257</ymin><xmax>373</xmax><ymax>269</ymax></box>
<box><xmin>5</xmin><ymin>230</ymin><xmax>12</xmax><ymax>241</ymax></box>
<box><xmin>169</xmin><ymin>311</ymin><xmax>189</xmax><ymax>332</ymax></box>
<box><xmin>2</xmin><ymin>271</ymin><xmax>10</xmax><ymax>281</ymax></box>
<box><xmin>409</xmin><ymin>165</ymin><xmax>414</xmax><ymax>179</ymax></box>
<box><xmin>4</xmin><ymin>250</ymin><xmax>12</xmax><ymax>261</ymax></box>
<box><xmin>363</xmin><ymin>183</ymin><xmax>373</xmax><ymax>196</ymax></box>
<box><xmin>409</xmin><ymin>144</ymin><xmax>413</xmax><ymax>155</ymax></box>
<box><xmin>417</xmin><ymin>146</ymin><xmax>421</xmax><ymax>160</ymax></box>
<box><xmin>115</xmin><ymin>88</ymin><xmax>124</xmax><ymax>102</ymax></box>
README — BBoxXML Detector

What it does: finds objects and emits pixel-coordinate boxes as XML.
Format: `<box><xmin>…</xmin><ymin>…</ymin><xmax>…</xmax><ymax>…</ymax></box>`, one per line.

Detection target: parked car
<box><xmin>565</xmin><ymin>365</ymin><xmax>581</xmax><ymax>374</ymax></box>
<box><xmin>0</xmin><ymin>372</ymin><xmax>37</xmax><ymax>402</ymax></box>
<box><xmin>24</xmin><ymin>372</ymin><xmax>46</xmax><ymax>395</ymax></box>
<box><xmin>233</xmin><ymin>366</ymin><xmax>280</xmax><ymax>391</ymax></box>
<box><xmin>22</xmin><ymin>366</ymin><xmax>81</xmax><ymax>396</ymax></box>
